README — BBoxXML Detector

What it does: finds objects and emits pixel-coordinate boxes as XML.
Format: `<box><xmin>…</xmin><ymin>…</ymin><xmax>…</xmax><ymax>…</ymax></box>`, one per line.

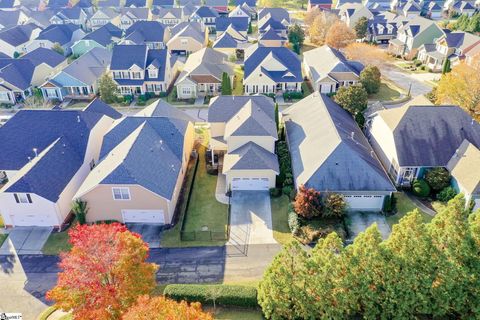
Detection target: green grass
<box><xmin>233</xmin><ymin>66</ymin><xmax>244</xmax><ymax>96</ymax></box>
<box><xmin>385</xmin><ymin>193</ymin><xmax>433</xmax><ymax>228</ymax></box>
<box><xmin>210</xmin><ymin>307</ymin><xmax>264</xmax><ymax>320</ymax></box>
<box><xmin>271</xmin><ymin>195</ymin><xmax>294</xmax><ymax>245</ymax></box>
<box><xmin>0</xmin><ymin>234</ymin><xmax>7</xmax><ymax>247</ymax></box>
<box><xmin>161</xmin><ymin>146</ymin><xmax>228</xmax><ymax>247</ymax></box>
<box><xmin>368</xmin><ymin>82</ymin><xmax>402</xmax><ymax>101</ymax></box>
<box><xmin>42</xmin><ymin>220</ymin><xmax>77</xmax><ymax>255</ymax></box>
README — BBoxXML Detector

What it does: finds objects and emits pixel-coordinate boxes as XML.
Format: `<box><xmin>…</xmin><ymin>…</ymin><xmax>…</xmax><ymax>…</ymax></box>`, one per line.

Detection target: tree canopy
<box><xmin>259</xmin><ymin>194</ymin><xmax>480</xmax><ymax>319</ymax></box>
<box><xmin>288</xmin><ymin>24</ymin><xmax>305</xmax><ymax>54</ymax></box>
<box><xmin>360</xmin><ymin>65</ymin><xmax>381</xmax><ymax>94</ymax></box>
<box><xmin>99</xmin><ymin>73</ymin><xmax>118</xmax><ymax>104</ymax></box>
<box><xmin>334</xmin><ymin>84</ymin><xmax>368</xmax><ymax>115</ymax></box>
<box><xmin>221</xmin><ymin>72</ymin><xmax>232</xmax><ymax>95</ymax></box>
<box><xmin>354</xmin><ymin>16</ymin><xmax>368</xmax><ymax>39</ymax></box>
<box><xmin>436</xmin><ymin>60</ymin><xmax>480</xmax><ymax>120</ymax></box>
<box><xmin>325</xmin><ymin>21</ymin><xmax>356</xmax><ymax>49</ymax></box>
<box><xmin>47</xmin><ymin>223</ymin><xmax>158</xmax><ymax>319</ymax></box>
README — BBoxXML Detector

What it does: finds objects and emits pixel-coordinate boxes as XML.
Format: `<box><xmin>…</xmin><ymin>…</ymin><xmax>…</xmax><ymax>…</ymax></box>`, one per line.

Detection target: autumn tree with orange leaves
<box><xmin>436</xmin><ymin>60</ymin><xmax>480</xmax><ymax>120</ymax></box>
<box><xmin>122</xmin><ymin>295</ymin><xmax>213</xmax><ymax>320</ymax></box>
<box><xmin>325</xmin><ymin>21</ymin><xmax>356</xmax><ymax>49</ymax></box>
<box><xmin>294</xmin><ymin>185</ymin><xmax>323</xmax><ymax>219</ymax></box>
<box><xmin>47</xmin><ymin>223</ymin><xmax>158</xmax><ymax>320</ymax></box>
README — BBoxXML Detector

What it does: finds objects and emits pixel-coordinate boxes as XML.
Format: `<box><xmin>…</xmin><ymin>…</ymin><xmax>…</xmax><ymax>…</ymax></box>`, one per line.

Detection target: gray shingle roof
<box><xmin>22</xmin><ymin>47</ymin><xmax>66</xmax><ymax>67</ymax></box>
<box><xmin>136</xmin><ymin>99</ymin><xmax>195</xmax><ymax>122</ymax></box>
<box><xmin>283</xmin><ymin>93</ymin><xmax>395</xmax><ymax>192</ymax></box>
<box><xmin>383</xmin><ymin>106</ymin><xmax>480</xmax><ymax>167</ymax></box>
<box><xmin>223</xmin><ymin>141</ymin><xmax>279</xmax><ymax>172</ymax></box>
<box><xmin>0</xmin><ymin>23</ymin><xmax>39</xmax><ymax>47</ymax></box>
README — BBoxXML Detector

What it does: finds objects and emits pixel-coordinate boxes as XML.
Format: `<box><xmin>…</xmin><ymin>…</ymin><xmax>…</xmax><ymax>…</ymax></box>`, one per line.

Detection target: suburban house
<box><xmin>367</xmin><ymin>12</ymin><xmax>406</xmax><ymax>44</ymax></box>
<box><xmin>283</xmin><ymin>93</ymin><xmax>396</xmax><ymax>211</ymax></box>
<box><xmin>28</xmin><ymin>10</ymin><xmax>57</xmax><ymax>29</ymax></box>
<box><xmin>190</xmin><ymin>6</ymin><xmax>219</xmax><ymax>32</ymax></box>
<box><xmin>22</xmin><ymin>47</ymin><xmax>68</xmax><ymax>86</ymax></box>
<box><xmin>71</xmin><ymin>23</ymin><xmax>122</xmax><ymax>57</ymax></box>
<box><xmin>397</xmin><ymin>0</ymin><xmax>422</xmax><ymax>18</ymax></box>
<box><xmin>208</xmin><ymin>95</ymin><xmax>279</xmax><ymax>191</ymax></box>
<box><xmin>365</xmin><ymin>96</ymin><xmax>480</xmax><ymax>188</ymax></box>
<box><xmin>123</xmin><ymin>21</ymin><xmax>169</xmax><ymax>49</ymax></box>
<box><xmin>215</xmin><ymin>16</ymin><xmax>249</xmax><ymax>37</ymax></box>
<box><xmin>49</xmin><ymin>7</ymin><xmax>88</xmax><ymax>29</ymax></box>
<box><xmin>339</xmin><ymin>3</ymin><xmax>374</xmax><ymax>28</ymax></box>
<box><xmin>243</xmin><ymin>46</ymin><xmax>302</xmax><ymax>94</ymax></box>
<box><xmin>446</xmin><ymin>140</ymin><xmax>480</xmax><ymax>211</ymax></box>
<box><xmin>0</xmin><ymin>58</ymin><xmax>35</xmax><ymax>104</ymax></box>
<box><xmin>228</xmin><ymin>4</ymin><xmax>254</xmax><ymax>21</ymax></box>
<box><xmin>175</xmin><ymin>48</ymin><xmax>234</xmax><ymax>99</ymax></box>
<box><xmin>449</xmin><ymin>1</ymin><xmax>476</xmax><ymax>16</ymax></box>
<box><xmin>74</xmin><ymin>105</ymin><xmax>195</xmax><ymax>225</ymax></box>
<box><xmin>110</xmin><ymin>44</ymin><xmax>172</xmax><ymax>96</ymax></box>
<box><xmin>0</xmin><ymin>101</ymin><xmax>118</xmax><ymax>227</ymax></box>
<box><xmin>40</xmin><ymin>47</ymin><xmax>112</xmax><ymax>101</ymax></box>
<box><xmin>0</xmin><ymin>0</ymin><xmax>20</xmax><ymax>9</ymax></box>
<box><xmin>27</xmin><ymin>24</ymin><xmax>86</xmax><ymax>56</ymax></box>
<box><xmin>153</xmin><ymin>7</ymin><xmax>183</xmax><ymax>25</ymax></box>
<box><xmin>89</xmin><ymin>8</ymin><xmax>121</xmax><ymax>30</ymax></box>
<box><xmin>307</xmin><ymin>0</ymin><xmax>333</xmax><ymax>10</ymax></box>
<box><xmin>119</xmin><ymin>7</ymin><xmax>151</xmax><ymax>30</ymax></box>
<box><xmin>135</xmin><ymin>99</ymin><xmax>195</xmax><ymax>122</ymax></box>
<box><xmin>177</xmin><ymin>0</ymin><xmax>201</xmax><ymax>6</ymax></box>
<box><xmin>0</xmin><ymin>23</ymin><xmax>41</xmax><ymax>57</ymax></box>
<box><xmin>0</xmin><ymin>9</ymin><xmax>29</xmax><ymax>31</ymax></box>
<box><xmin>205</xmin><ymin>0</ymin><xmax>228</xmax><ymax>13</ymax></box>
<box><xmin>212</xmin><ymin>28</ymin><xmax>249</xmax><ymax>56</ymax></box>
<box><xmin>167</xmin><ymin>21</ymin><xmax>208</xmax><ymax>55</ymax></box>
<box><xmin>258</xmin><ymin>8</ymin><xmax>289</xmax><ymax>36</ymax></box>
<box><xmin>303</xmin><ymin>45</ymin><xmax>364</xmax><ymax>94</ymax></box>
<box><xmin>417</xmin><ymin>31</ymin><xmax>480</xmax><ymax>72</ymax></box>
<box><xmin>426</xmin><ymin>1</ymin><xmax>443</xmax><ymax>19</ymax></box>
<box><xmin>388</xmin><ymin>16</ymin><xmax>444</xmax><ymax>59</ymax></box>
<box><xmin>258</xmin><ymin>25</ymin><xmax>287</xmax><ymax>47</ymax></box>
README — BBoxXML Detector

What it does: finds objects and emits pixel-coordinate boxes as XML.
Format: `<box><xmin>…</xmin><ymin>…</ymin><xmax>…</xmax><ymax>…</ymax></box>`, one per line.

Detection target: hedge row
<box><xmin>163</xmin><ymin>284</ymin><xmax>258</xmax><ymax>308</ymax></box>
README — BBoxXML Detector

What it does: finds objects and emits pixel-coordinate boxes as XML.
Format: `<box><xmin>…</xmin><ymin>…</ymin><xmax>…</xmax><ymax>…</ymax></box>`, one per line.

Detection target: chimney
<box><xmin>350</xmin><ymin>132</ymin><xmax>355</xmax><ymax>140</ymax></box>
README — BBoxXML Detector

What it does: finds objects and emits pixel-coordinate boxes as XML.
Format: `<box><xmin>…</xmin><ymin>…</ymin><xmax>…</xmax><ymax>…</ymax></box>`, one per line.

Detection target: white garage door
<box><xmin>231</xmin><ymin>178</ymin><xmax>270</xmax><ymax>191</ymax></box>
<box><xmin>343</xmin><ymin>195</ymin><xmax>385</xmax><ymax>211</ymax></box>
<box><xmin>122</xmin><ymin>210</ymin><xmax>165</xmax><ymax>224</ymax></box>
<box><xmin>320</xmin><ymin>84</ymin><xmax>332</xmax><ymax>93</ymax></box>
<box><xmin>12</xmin><ymin>214</ymin><xmax>54</xmax><ymax>226</ymax></box>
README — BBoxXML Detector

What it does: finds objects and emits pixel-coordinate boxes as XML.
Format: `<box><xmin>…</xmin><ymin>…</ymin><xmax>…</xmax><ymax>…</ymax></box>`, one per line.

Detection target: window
<box><xmin>14</xmin><ymin>193</ymin><xmax>32</xmax><ymax>203</ymax></box>
<box><xmin>39</xmin><ymin>42</ymin><xmax>45</xmax><ymax>48</ymax></box>
<box><xmin>0</xmin><ymin>92</ymin><xmax>11</xmax><ymax>101</ymax></box>
<box><xmin>148</xmin><ymin>69</ymin><xmax>158</xmax><ymax>78</ymax></box>
<box><xmin>89</xmin><ymin>159</ymin><xmax>95</xmax><ymax>170</ymax></box>
<box><xmin>182</xmin><ymin>87</ymin><xmax>191</xmax><ymax>95</ymax></box>
<box><xmin>112</xmin><ymin>187</ymin><xmax>130</xmax><ymax>200</ymax></box>
<box><xmin>132</xmin><ymin>72</ymin><xmax>142</xmax><ymax>79</ymax></box>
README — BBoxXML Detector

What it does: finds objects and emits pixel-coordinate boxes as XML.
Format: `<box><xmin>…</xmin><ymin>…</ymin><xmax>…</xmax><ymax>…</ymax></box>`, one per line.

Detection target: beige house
<box><xmin>175</xmin><ymin>48</ymin><xmax>234</xmax><ymax>99</ymax></box>
<box><xmin>167</xmin><ymin>22</ymin><xmax>208</xmax><ymax>55</ymax></box>
<box><xmin>339</xmin><ymin>3</ymin><xmax>374</xmax><ymax>28</ymax></box>
<box><xmin>208</xmin><ymin>96</ymin><xmax>279</xmax><ymax>192</ymax></box>
<box><xmin>75</xmin><ymin>101</ymin><xmax>195</xmax><ymax>225</ymax></box>
<box><xmin>447</xmin><ymin>140</ymin><xmax>480</xmax><ymax>211</ymax></box>
<box><xmin>22</xmin><ymin>48</ymin><xmax>68</xmax><ymax>87</ymax></box>
<box><xmin>303</xmin><ymin>45</ymin><xmax>364</xmax><ymax>94</ymax></box>
<box><xmin>0</xmin><ymin>100</ymin><xmax>119</xmax><ymax>227</ymax></box>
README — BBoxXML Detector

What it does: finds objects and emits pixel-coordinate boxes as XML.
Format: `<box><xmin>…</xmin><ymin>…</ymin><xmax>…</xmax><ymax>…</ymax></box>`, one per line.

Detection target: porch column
<box><xmin>211</xmin><ymin>148</ymin><xmax>215</xmax><ymax>166</ymax></box>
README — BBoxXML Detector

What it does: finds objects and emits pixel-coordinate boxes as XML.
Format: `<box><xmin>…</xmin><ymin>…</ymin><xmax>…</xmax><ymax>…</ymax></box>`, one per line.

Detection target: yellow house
<box><xmin>208</xmin><ymin>96</ymin><xmax>279</xmax><ymax>191</ymax></box>
<box><xmin>75</xmin><ymin>100</ymin><xmax>195</xmax><ymax>225</ymax></box>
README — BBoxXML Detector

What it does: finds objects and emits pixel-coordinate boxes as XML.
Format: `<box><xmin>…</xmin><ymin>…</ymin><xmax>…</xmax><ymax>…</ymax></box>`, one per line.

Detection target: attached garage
<box><xmin>343</xmin><ymin>195</ymin><xmax>386</xmax><ymax>211</ymax></box>
<box><xmin>231</xmin><ymin>177</ymin><xmax>270</xmax><ymax>191</ymax></box>
<box><xmin>10</xmin><ymin>213</ymin><xmax>55</xmax><ymax>227</ymax></box>
<box><xmin>319</xmin><ymin>84</ymin><xmax>333</xmax><ymax>93</ymax></box>
<box><xmin>122</xmin><ymin>209</ymin><xmax>165</xmax><ymax>224</ymax></box>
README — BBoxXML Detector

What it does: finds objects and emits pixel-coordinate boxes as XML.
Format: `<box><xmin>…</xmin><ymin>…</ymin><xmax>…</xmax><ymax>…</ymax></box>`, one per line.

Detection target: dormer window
<box><xmin>149</xmin><ymin>68</ymin><xmax>158</xmax><ymax>78</ymax></box>
<box><xmin>14</xmin><ymin>193</ymin><xmax>32</xmax><ymax>203</ymax></box>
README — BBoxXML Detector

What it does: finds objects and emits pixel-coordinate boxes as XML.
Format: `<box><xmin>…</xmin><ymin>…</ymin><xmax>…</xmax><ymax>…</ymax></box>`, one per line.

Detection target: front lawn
<box><xmin>233</xmin><ymin>66</ymin><xmax>244</xmax><ymax>96</ymax></box>
<box><xmin>210</xmin><ymin>307</ymin><xmax>264</xmax><ymax>320</ymax></box>
<box><xmin>161</xmin><ymin>146</ymin><xmax>228</xmax><ymax>247</ymax></box>
<box><xmin>42</xmin><ymin>220</ymin><xmax>77</xmax><ymax>255</ymax></box>
<box><xmin>385</xmin><ymin>193</ymin><xmax>433</xmax><ymax>228</ymax></box>
<box><xmin>0</xmin><ymin>233</ymin><xmax>7</xmax><ymax>247</ymax></box>
<box><xmin>368</xmin><ymin>81</ymin><xmax>403</xmax><ymax>102</ymax></box>
<box><xmin>271</xmin><ymin>195</ymin><xmax>294</xmax><ymax>245</ymax></box>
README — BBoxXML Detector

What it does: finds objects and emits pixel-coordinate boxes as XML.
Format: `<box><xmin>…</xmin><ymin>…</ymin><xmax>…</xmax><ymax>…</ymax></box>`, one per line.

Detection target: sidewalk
<box><xmin>215</xmin><ymin>174</ymin><xmax>229</xmax><ymax>205</ymax></box>
<box><xmin>406</xmin><ymin>193</ymin><xmax>437</xmax><ymax>216</ymax></box>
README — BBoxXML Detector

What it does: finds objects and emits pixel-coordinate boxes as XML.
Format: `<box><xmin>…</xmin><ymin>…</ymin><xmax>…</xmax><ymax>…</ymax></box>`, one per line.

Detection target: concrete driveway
<box><xmin>0</xmin><ymin>227</ymin><xmax>52</xmax><ymax>255</ymax></box>
<box><xmin>228</xmin><ymin>191</ymin><xmax>276</xmax><ymax>254</ymax></box>
<box><xmin>382</xmin><ymin>64</ymin><xmax>433</xmax><ymax>97</ymax></box>
<box><xmin>126</xmin><ymin>223</ymin><xmax>163</xmax><ymax>248</ymax></box>
<box><xmin>346</xmin><ymin>212</ymin><xmax>391</xmax><ymax>241</ymax></box>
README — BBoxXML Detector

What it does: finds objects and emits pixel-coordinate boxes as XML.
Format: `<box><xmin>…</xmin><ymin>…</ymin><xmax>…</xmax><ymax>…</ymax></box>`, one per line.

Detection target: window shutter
<box><xmin>14</xmin><ymin>194</ymin><xmax>19</xmax><ymax>203</ymax></box>
<box><xmin>26</xmin><ymin>194</ymin><xmax>32</xmax><ymax>203</ymax></box>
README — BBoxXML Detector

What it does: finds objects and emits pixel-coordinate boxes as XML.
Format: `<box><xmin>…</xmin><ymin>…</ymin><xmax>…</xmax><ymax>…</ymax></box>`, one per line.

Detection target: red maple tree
<box><xmin>294</xmin><ymin>185</ymin><xmax>323</xmax><ymax>219</ymax></box>
<box><xmin>47</xmin><ymin>223</ymin><xmax>158</xmax><ymax>320</ymax></box>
